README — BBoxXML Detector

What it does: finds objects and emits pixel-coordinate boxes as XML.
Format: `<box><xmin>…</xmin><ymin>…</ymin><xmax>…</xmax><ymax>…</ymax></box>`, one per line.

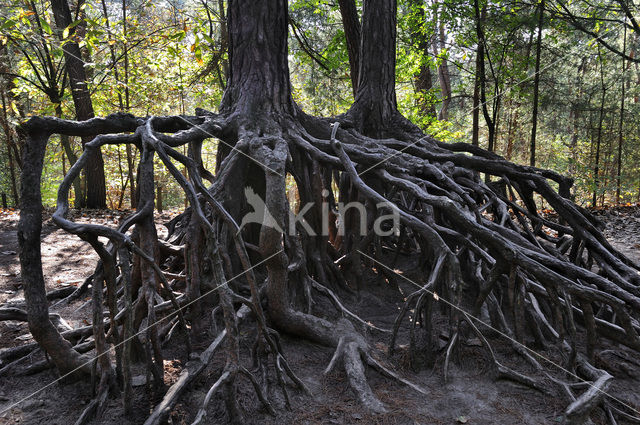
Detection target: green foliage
<box><xmin>1</xmin><ymin>0</ymin><xmax>640</xmax><ymax>208</ymax></box>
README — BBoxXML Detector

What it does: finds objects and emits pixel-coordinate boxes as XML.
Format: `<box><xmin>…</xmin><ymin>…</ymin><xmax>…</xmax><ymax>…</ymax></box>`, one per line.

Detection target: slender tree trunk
<box><xmin>123</xmin><ymin>0</ymin><xmax>136</xmax><ymax>208</ymax></box>
<box><xmin>529</xmin><ymin>0</ymin><xmax>545</xmax><ymax>167</ymax></box>
<box><xmin>616</xmin><ymin>24</ymin><xmax>627</xmax><ymax>204</ymax></box>
<box><xmin>7</xmin><ymin>143</ymin><xmax>18</xmax><ymax>206</ymax></box>
<box><xmin>54</xmin><ymin>104</ymin><xmax>84</xmax><ymax>206</ymax></box>
<box><xmin>0</xmin><ymin>89</ymin><xmax>19</xmax><ymax>205</ymax></box>
<box><xmin>217</xmin><ymin>0</ymin><xmax>229</xmax><ymax>85</ymax></box>
<box><xmin>474</xmin><ymin>0</ymin><xmax>494</xmax><ymax>153</ymax></box>
<box><xmin>102</xmin><ymin>0</ymin><xmax>136</xmax><ymax>209</ymax></box>
<box><xmin>101</xmin><ymin>0</ymin><xmax>123</xmax><ymax>110</ymax></box>
<box><xmin>156</xmin><ymin>183</ymin><xmax>163</xmax><ymax>212</ymax></box>
<box><xmin>338</xmin><ymin>0</ymin><xmax>361</xmax><ymax>96</ymax></box>
<box><xmin>506</xmin><ymin>108</ymin><xmax>518</xmax><ymax>161</ymax></box>
<box><xmin>432</xmin><ymin>6</ymin><xmax>451</xmax><ymax>121</ymax></box>
<box><xmin>122</xmin><ymin>0</ymin><xmax>131</xmax><ymax>112</ymax></box>
<box><xmin>592</xmin><ymin>47</ymin><xmax>606</xmax><ymax>208</ymax></box>
<box><xmin>51</xmin><ymin>0</ymin><xmax>106</xmax><ymax>208</ymax></box>
<box><xmin>568</xmin><ymin>57</ymin><xmax>586</xmax><ymax>189</ymax></box>
<box><xmin>472</xmin><ymin>48</ymin><xmax>482</xmax><ymax>146</ymax></box>
<box><xmin>0</xmin><ymin>46</ymin><xmax>23</xmax><ymax>204</ymax></box>
<box><xmin>408</xmin><ymin>0</ymin><xmax>436</xmax><ymax>118</ymax></box>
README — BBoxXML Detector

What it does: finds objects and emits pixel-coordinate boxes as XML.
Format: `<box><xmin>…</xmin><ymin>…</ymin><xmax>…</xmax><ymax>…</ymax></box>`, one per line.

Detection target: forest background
<box><xmin>1</xmin><ymin>0</ymin><xmax>639</xmax><ymax>211</ymax></box>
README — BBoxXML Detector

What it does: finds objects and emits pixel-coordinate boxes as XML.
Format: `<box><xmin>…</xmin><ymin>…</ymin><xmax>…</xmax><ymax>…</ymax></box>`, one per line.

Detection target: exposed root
<box><xmin>144</xmin><ymin>314</ymin><xmax>230</xmax><ymax>425</ymax></box>
<box><xmin>13</xmin><ymin>96</ymin><xmax>640</xmax><ymax>424</ymax></box>
<box><xmin>563</xmin><ymin>369</ymin><xmax>612</xmax><ymax>424</ymax></box>
<box><xmin>191</xmin><ymin>370</ymin><xmax>232</xmax><ymax>425</ymax></box>
<box><xmin>343</xmin><ymin>341</ymin><xmax>386</xmax><ymax>414</ymax></box>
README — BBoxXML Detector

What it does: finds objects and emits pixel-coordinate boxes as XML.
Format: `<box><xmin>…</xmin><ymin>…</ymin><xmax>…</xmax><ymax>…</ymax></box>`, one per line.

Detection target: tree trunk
<box><xmin>472</xmin><ymin>48</ymin><xmax>481</xmax><ymax>146</ymax></box>
<box><xmin>408</xmin><ymin>0</ymin><xmax>436</xmax><ymax>118</ymax></box>
<box><xmin>338</xmin><ymin>0</ymin><xmax>361</xmax><ymax>96</ymax></box>
<box><xmin>474</xmin><ymin>0</ymin><xmax>494</xmax><ymax>152</ymax></box>
<box><xmin>432</xmin><ymin>1</ymin><xmax>452</xmax><ymax>121</ymax></box>
<box><xmin>349</xmin><ymin>0</ymin><xmax>398</xmax><ymax>137</ymax></box>
<box><xmin>101</xmin><ymin>0</ymin><xmax>136</xmax><ymax>209</ymax></box>
<box><xmin>156</xmin><ymin>183</ymin><xmax>163</xmax><ymax>212</ymax></box>
<box><xmin>529</xmin><ymin>0</ymin><xmax>545</xmax><ymax>167</ymax></box>
<box><xmin>592</xmin><ymin>47</ymin><xmax>606</xmax><ymax>208</ymax></box>
<box><xmin>0</xmin><ymin>88</ymin><xmax>20</xmax><ymax>205</ymax></box>
<box><xmin>221</xmin><ymin>0</ymin><xmax>293</xmax><ymax>118</ymax></box>
<box><xmin>54</xmin><ymin>104</ymin><xmax>84</xmax><ymax>206</ymax></box>
<box><xmin>616</xmin><ymin>24</ymin><xmax>627</xmax><ymax>204</ymax></box>
<box><xmin>51</xmin><ymin>0</ymin><xmax>106</xmax><ymax>208</ymax></box>
<box><xmin>18</xmin><ymin>129</ymin><xmax>91</xmax><ymax>376</ymax></box>
<box><xmin>17</xmin><ymin>0</ymin><xmax>640</xmax><ymax>421</ymax></box>
<box><xmin>506</xmin><ymin>108</ymin><xmax>518</xmax><ymax>161</ymax></box>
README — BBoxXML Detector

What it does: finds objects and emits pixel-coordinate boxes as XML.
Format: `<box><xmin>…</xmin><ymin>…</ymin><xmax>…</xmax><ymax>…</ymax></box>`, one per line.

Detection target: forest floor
<box><xmin>0</xmin><ymin>205</ymin><xmax>639</xmax><ymax>424</ymax></box>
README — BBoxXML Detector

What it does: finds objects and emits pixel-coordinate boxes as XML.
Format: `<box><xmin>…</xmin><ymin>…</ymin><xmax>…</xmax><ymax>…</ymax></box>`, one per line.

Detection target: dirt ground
<box><xmin>1</xmin><ymin>206</ymin><xmax>639</xmax><ymax>424</ymax></box>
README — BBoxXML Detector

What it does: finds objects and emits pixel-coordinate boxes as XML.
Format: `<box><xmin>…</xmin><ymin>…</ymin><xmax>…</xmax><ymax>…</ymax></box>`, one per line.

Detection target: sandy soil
<box><xmin>1</xmin><ymin>206</ymin><xmax>639</xmax><ymax>424</ymax></box>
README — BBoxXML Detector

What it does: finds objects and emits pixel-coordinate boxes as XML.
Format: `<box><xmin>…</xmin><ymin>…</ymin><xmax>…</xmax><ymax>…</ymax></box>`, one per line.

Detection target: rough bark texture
<box><xmin>338</xmin><ymin>0</ymin><xmax>361</xmax><ymax>96</ymax></box>
<box><xmin>51</xmin><ymin>0</ymin><xmax>106</xmax><ymax>208</ymax></box>
<box><xmin>12</xmin><ymin>1</ymin><xmax>640</xmax><ymax>424</ymax></box>
<box><xmin>221</xmin><ymin>0</ymin><xmax>294</xmax><ymax>118</ymax></box>
<box><xmin>18</xmin><ymin>127</ymin><xmax>91</xmax><ymax>376</ymax></box>
<box><xmin>348</xmin><ymin>0</ymin><xmax>398</xmax><ymax>137</ymax></box>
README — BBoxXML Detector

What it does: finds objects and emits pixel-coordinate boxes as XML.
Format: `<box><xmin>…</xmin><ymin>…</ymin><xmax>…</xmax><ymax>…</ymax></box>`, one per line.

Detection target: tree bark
<box><xmin>51</xmin><ymin>0</ymin><xmax>106</xmax><ymax>208</ymax></box>
<box><xmin>592</xmin><ymin>47</ymin><xmax>606</xmax><ymax>208</ymax></box>
<box><xmin>54</xmin><ymin>104</ymin><xmax>84</xmax><ymax>206</ymax></box>
<box><xmin>616</xmin><ymin>24</ymin><xmax>627</xmax><ymax>204</ymax></box>
<box><xmin>432</xmin><ymin>1</ymin><xmax>452</xmax><ymax>121</ymax></box>
<box><xmin>338</xmin><ymin>0</ymin><xmax>361</xmax><ymax>97</ymax></box>
<box><xmin>529</xmin><ymin>0</ymin><xmax>545</xmax><ymax>167</ymax></box>
<box><xmin>349</xmin><ymin>0</ymin><xmax>398</xmax><ymax>137</ymax></box>
<box><xmin>0</xmin><ymin>87</ymin><xmax>20</xmax><ymax>205</ymax></box>
<box><xmin>472</xmin><ymin>48</ymin><xmax>481</xmax><ymax>146</ymax></box>
<box><xmin>408</xmin><ymin>0</ymin><xmax>436</xmax><ymax>118</ymax></box>
<box><xmin>474</xmin><ymin>0</ymin><xmax>494</xmax><ymax>152</ymax></box>
<box><xmin>18</xmin><ymin>128</ymin><xmax>90</xmax><ymax>376</ymax></box>
<box><xmin>221</xmin><ymin>0</ymin><xmax>294</xmax><ymax>118</ymax></box>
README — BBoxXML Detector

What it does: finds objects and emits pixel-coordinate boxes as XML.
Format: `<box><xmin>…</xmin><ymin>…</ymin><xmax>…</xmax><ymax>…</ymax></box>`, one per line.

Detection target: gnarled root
<box><xmin>14</xmin><ymin>103</ymin><xmax>640</xmax><ymax>424</ymax></box>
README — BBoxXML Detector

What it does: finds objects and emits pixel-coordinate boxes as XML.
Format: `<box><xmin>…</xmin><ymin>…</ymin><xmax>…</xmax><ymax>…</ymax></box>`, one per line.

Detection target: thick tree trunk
<box><xmin>51</xmin><ymin>0</ymin><xmax>106</xmax><ymax>208</ymax></box>
<box><xmin>338</xmin><ymin>0</ymin><xmax>361</xmax><ymax>96</ymax></box>
<box><xmin>348</xmin><ymin>0</ymin><xmax>398</xmax><ymax>138</ymax></box>
<box><xmin>18</xmin><ymin>129</ymin><xmax>91</xmax><ymax>376</ymax></box>
<box><xmin>221</xmin><ymin>0</ymin><xmax>294</xmax><ymax>118</ymax></box>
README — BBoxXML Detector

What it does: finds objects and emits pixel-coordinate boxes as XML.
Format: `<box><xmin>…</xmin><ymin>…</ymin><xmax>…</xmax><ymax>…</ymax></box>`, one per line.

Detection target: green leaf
<box><xmin>0</xmin><ymin>18</ymin><xmax>17</xmax><ymax>31</ymax></box>
<box><xmin>40</xmin><ymin>19</ymin><xmax>52</xmax><ymax>35</ymax></box>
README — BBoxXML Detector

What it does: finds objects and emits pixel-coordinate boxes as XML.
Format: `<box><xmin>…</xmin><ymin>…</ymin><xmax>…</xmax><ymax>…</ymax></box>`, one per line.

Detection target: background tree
<box><xmin>8</xmin><ymin>1</ymin><xmax>640</xmax><ymax>425</ymax></box>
